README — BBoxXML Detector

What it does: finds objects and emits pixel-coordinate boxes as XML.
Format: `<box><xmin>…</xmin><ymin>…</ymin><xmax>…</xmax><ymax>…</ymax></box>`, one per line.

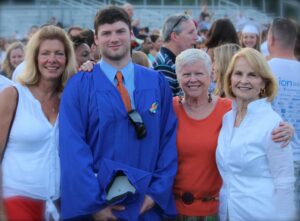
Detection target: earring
<box><xmin>208</xmin><ymin>92</ymin><xmax>212</xmax><ymax>103</ymax></box>
<box><xmin>260</xmin><ymin>88</ymin><xmax>266</xmax><ymax>96</ymax></box>
<box><xmin>179</xmin><ymin>95</ymin><xmax>183</xmax><ymax>104</ymax></box>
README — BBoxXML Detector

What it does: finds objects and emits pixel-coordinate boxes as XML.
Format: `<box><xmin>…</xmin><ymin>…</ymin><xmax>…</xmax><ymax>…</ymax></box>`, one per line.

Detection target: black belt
<box><xmin>174</xmin><ymin>192</ymin><xmax>219</xmax><ymax>205</ymax></box>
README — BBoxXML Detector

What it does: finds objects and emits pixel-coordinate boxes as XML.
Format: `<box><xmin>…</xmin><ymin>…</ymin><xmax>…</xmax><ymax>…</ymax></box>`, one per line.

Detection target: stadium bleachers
<box><xmin>0</xmin><ymin>0</ymin><xmax>273</xmax><ymax>39</ymax></box>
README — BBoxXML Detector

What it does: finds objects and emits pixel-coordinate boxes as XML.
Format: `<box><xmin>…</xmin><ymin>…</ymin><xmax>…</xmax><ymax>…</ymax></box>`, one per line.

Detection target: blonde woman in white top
<box><xmin>0</xmin><ymin>25</ymin><xmax>77</xmax><ymax>221</ymax></box>
<box><xmin>216</xmin><ymin>48</ymin><xmax>296</xmax><ymax>221</ymax></box>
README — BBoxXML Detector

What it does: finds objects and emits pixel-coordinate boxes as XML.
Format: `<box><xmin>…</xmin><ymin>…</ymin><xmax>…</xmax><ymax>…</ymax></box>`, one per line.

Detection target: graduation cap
<box><xmin>105</xmin><ymin>171</ymin><xmax>136</xmax><ymax>204</ymax></box>
<box><xmin>97</xmin><ymin>158</ymin><xmax>153</xmax><ymax>221</ymax></box>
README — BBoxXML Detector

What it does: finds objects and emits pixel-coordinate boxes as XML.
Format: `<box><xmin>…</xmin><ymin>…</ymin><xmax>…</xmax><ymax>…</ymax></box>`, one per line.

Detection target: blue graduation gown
<box><xmin>59</xmin><ymin>64</ymin><xmax>178</xmax><ymax>220</ymax></box>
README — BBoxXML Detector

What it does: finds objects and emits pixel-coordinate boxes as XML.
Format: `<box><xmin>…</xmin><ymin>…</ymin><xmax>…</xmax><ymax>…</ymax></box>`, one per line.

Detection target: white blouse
<box><xmin>2</xmin><ymin>84</ymin><xmax>60</xmax><ymax>221</ymax></box>
<box><xmin>0</xmin><ymin>75</ymin><xmax>13</xmax><ymax>92</ymax></box>
<box><xmin>216</xmin><ymin>98</ymin><xmax>296</xmax><ymax>221</ymax></box>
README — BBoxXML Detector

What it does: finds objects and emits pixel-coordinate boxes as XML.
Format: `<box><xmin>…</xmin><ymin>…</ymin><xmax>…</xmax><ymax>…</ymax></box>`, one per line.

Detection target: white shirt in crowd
<box><xmin>260</xmin><ymin>41</ymin><xmax>269</xmax><ymax>57</ymax></box>
<box><xmin>0</xmin><ymin>75</ymin><xmax>14</xmax><ymax>92</ymax></box>
<box><xmin>268</xmin><ymin>58</ymin><xmax>300</xmax><ymax>162</ymax></box>
<box><xmin>11</xmin><ymin>61</ymin><xmax>25</xmax><ymax>82</ymax></box>
<box><xmin>216</xmin><ymin>98</ymin><xmax>296</xmax><ymax>221</ymax></box>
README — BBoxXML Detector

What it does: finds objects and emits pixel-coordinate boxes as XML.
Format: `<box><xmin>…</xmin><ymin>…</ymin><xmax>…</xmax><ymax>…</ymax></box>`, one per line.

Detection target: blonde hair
<box><xmin>132</xmin><ymin>51</ymin><xmax>150</xmax><ymax>67</ymax></box>
<box><xmin>1</xmin><ymin>41</ymin><xmax>25</xmax><ymax>79</ymax></box>
<box><xmin>224</xmin><ymin>48</ymin><xmax>278</xmax><ymax>101</ymax></box>
<box><xmin>18</xmin><ymin>25</ymin><xmax>77</xmax><ymax>93</ymax></box>
<box><xmin>213</xmin><ymin>43</ymin><xmax>241</xmax><ymax>97</ymax></box>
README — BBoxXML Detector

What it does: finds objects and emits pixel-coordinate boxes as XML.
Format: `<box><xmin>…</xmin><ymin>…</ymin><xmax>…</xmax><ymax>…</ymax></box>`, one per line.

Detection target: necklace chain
<box><xmin>34</xmin><ymin>91</ymin><xmax>58</xmax><ymax>114</ymax></box>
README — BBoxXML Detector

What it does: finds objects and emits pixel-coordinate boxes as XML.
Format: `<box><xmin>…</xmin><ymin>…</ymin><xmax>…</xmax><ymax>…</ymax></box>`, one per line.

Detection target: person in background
<box><xmin>153</xmin><ymin>13</ymin><xmax>198</xmax><ymax>96</ymax></box>
<box><xmin>199</xmin><ymin>25</ymin><xmax>209</xmax><ymax>39</ymax></box>
<box><xmin>11</xmin><ymin>25</ymin><xmax>41</xmax><ymax>82</ymax></box>
<box><xmin>150</xmin><ymin>28</ymin><xmax>161</xmax><ymax>36</ymax></box>
<box><xmin>80</xmin><ymin>29</ymin><xmax>101</xmax><ymax>62</ymax></box>
<box><xmin>260</xmin><ymin>24</ymin><xmax>270</xmax><ymax>57</ymax></box>
<box><xmin>136</xmin><ymin>34</ymin><xmax>153</xmax><ymax>67</ymax></box>
<box><xmin>132</xmin><ymin>51</ymin><xmax>150</xmax><ymax>67</ymax></box>
<box><xmin>27</xmin><ymin>25</ymin><xmax>39</xmax><ymax>38</ymax></box>
<box><xmin>240</xmin><ymin>24</ymin><xmax>261</xmax><ymax>51</ymax></box>
<box><xmin>0</xmin><ymin>37</ymin><xmax>7</xmax><ymax>68</ymax></box>
<box><xmin>212</xmin><ymin>43</ymin><xmax>241</xmax><ymax>97</ymax></box>
<box><xmin>0</xmin><ymin>25</ymin><xmax>77</xmax><ymax>221</ymax></box>
<box><xmin>122</xmin><ymin>3</ymin><xmax>140</xmax><ymax>37</ymax></box>
<box><xmin>67</xmin><ymin>26</ymin><xmax>83</xmax><ymax>37</ymax></box>
<box><xmin>195</xmin><ymin>35</ymin><xmax>206</xmax><ymax>50</ymax></box>
<box><xmin>59</xmin><ymin>6</ymin><xmax>178</xmax><ymax>221</ymax></box>
<box><xmin>267</xmin><ymin>17</ymin><xmax>300</xmax><ymax>217</ymax></box>
<box><xmin>138</xmin><ymin>27</ymin><xmax>150</xmax><ymax>36</ymax></box>
<box><xmin>47</xmin><ymin>16</ymin><xmax>64</xmax><ymax>28</ymax></box>
<box><xmin>199</xmin><ymin>4</ymin><xmax>211</xmax><ymax>22</ymax></box>
<box><xmin>149</xmin><ymin>34</ymin><xmax>163</xmax><ymax>63</ymax></box>
<box><xmin>205</xmin><ymin>18</ymin><xmax>240</xmax><ymax>59</ymax></box>
<box><xmin>0</xmin><ymin>41</ymin><xmax>25</xmax><ymax>79</ymax></box>
<box><xmin>205</xmin><ymin>18</ymin><xmax>240</xmax><ymax>93</ymax></box>
<box><xmin>22</xmin><ymin>25</ymin><xmax>39</xmax><ymax>45</ymax></box>
<box><xmin>11</xmin><ymin>61</ymin><xmax>25</xmax><ymax>83</ymax></box>
<box><xmin>198</xmin><ymin>14</ymin><xmax>212</xmax><ymax>33</ymax></box>
<box><xmin>216</xmin><ymin>48</ymin><xmax>296</xmax><ymax>221</ymax></box>
<box><xmin>71</xmin><ymin>35</ymin><xmax>91</xmax><ymax>68</ymax></box>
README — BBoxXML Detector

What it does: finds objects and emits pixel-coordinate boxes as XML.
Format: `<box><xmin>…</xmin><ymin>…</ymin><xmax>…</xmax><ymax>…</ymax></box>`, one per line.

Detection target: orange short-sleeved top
<box><xmin>173</xmin><ymin>96</ymin><xmax>232</xmax><ymax>216</ymax></box>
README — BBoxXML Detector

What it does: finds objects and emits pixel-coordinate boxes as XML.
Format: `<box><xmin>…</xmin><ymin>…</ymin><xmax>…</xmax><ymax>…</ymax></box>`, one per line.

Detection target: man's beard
<box><xmin>101</xmin><ymin>46</ymin><xmax>130</xmax><ymax>61</ymax></box>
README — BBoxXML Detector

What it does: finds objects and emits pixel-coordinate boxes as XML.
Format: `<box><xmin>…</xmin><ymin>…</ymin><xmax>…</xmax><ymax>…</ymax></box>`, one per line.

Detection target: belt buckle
<box><xmin>181</xmin><ymin>192</ymin><xmax>194</xmax><ymax>205</ymax></box>
<box><xmin>202</xmin><ymin>196</ymin><xmax>213</xmax><ymax>202</ymax></box>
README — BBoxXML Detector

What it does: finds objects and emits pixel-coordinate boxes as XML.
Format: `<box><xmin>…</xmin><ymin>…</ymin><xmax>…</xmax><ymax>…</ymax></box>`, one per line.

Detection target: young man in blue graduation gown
<box><xmin>59</xmin><ymin>6</ymin><xmax>178</xmax><ymax>221</ymax></box>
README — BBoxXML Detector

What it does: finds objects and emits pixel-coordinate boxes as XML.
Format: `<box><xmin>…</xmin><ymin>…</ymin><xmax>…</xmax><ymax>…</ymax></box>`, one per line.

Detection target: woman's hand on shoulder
<box><xmin>271</xmin><ymin>121</ymin><xmax>294</xmax><ymax>148</ymax></box>
<box><xmin>78</xmin><ymin>60</ymin><xmax>96</xmax><ymax>72</ymax></box>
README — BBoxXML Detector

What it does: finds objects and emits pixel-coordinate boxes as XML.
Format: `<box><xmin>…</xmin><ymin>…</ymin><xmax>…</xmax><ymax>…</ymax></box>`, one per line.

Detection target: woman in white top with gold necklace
<box><xmin>0</xmin><ymin>25</ymin><xmax>77</xmax><ymax>221</ymax></box>
<box><xmin>216</xmin><ymin>48</ymin><xmax>296</xmax><ymax>221</ymax></box>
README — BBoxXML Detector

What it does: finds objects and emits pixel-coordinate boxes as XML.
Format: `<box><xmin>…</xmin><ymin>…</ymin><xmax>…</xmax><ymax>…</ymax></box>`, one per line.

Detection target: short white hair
<box><xmin>175</xmin><ymin>48</ymin><xmax>212</xmax><ymax>76</ymax></box>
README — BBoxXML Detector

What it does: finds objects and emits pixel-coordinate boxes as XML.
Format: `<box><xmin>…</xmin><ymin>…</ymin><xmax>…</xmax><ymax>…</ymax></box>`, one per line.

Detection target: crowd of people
<box><xmin>0</xmin><ymin>2</ymin><xmax>299</xmax><ymax>221</ymax></box>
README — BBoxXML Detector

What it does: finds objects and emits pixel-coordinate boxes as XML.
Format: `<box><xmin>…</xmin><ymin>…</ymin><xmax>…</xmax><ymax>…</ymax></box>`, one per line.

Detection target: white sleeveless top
<box><xmin>2</xmin><ymin>84</ymin><xmax>60</xmax><ymax>220</ymax></box>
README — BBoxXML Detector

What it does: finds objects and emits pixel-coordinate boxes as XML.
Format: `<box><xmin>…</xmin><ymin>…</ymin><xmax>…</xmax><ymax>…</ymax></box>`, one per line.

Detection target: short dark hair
<box><xmin>137</xmin><ymin>34</ymin><xmax>148</xmax><ymax>40</ymax></box>
<box><xmin>150</xmin><ymin>34</ymin><xmax>160</xmax><ymax>43</ymax></box>
<box><xmin>67</xmin><ymin>26</ymin><xmax>83</xmax><ymax>36</ymax></box>
<box><xmin>94</xmin><ymin>6</ymin><xmax>131</xmax><ymax>35</ymax></box>
<box><xmin>80</xmin><ymin>29</ymin><xmax>95</xmax><ymax>47</ymax></box>
<box><xmin>71</xmin><ymin>35</ymin><xmax>88</xmax><ymax>49</ymax></box>
<box><xmin>270</xmin><ymin>17</ymin><xmax>297</xmax><ymax>48</ymax></box>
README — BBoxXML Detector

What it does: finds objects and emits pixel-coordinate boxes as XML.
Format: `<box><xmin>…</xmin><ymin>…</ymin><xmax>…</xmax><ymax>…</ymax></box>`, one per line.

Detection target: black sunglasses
<box><xmin>167</xmin><ymin>15</ymin><xmax>186</xmax><ymax>40</ymax></box>
<box><xmin>171</xmin><ymin>15</ymin><xmax>186</xmax><ymax>32</ymax></box>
